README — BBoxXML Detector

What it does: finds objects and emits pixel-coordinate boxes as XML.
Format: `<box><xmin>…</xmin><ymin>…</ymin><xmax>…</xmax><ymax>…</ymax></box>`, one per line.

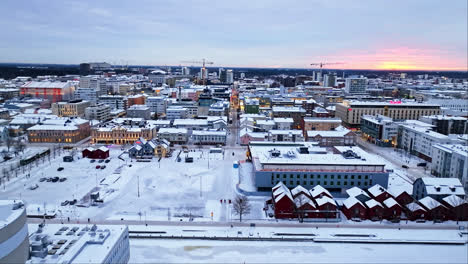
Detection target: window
<box><xmin>303</xmin><ymin>181</ymin><xmax>306</xmax><ymax>185</ymax></box>
<box><xmin>358</xmin><ymin>175</ymin><xmax>362</xmax><ymax>179</ymax></box>
<box><xmin>283</xmin><ymin>174</ymin><xmax>286</xmax><ymax>178</ymax></box>
<box><xmin>317</xmin><ymin>175</ymin><xmax>321</xmax><ymax>179</ymax></box>
<box><xmin>351</xmin><ymin>175</ymin><xmax>355</xmax><ymax>179</ymax></box>
<box><xmin>338</xmin><ymin>175</ymin><xmax>341</xmax><ymax>179</ymax></box>
<box><xmin>297</xmin><ymin>181</ymin><xmax>300</xmax><ymax>185</ymax></box>
<box><xmin>344</xmin><ymin>182</ymin><xmax>347</xmax><ymax>186</ymax></box>
<box><xmin>303</xmin><ymin>174</ymin><xmax>307</xmax><ymax>179</ymax></box>
<box><xmin>351</xmin><ymin>182</ymin><xmax>354</xmax><ymax>186</ymax></box>
<box><xmin>344</xmin><ymin>175</ymin><xmax>348</xmax><ymax>179</ymax></box>
<box><xmin>290</xmin><ymin>181</ymin><xmax>293</xmax><ymax>185</ymax></box>
<box><xmin>324</xmin><ymin>175</ymin><xmax>328</xmax><ymax>179</ymax></box>
<box><xmin>365</xmin><ymin>175</ymin><xmax>369</xmax><ymax>179</ymax></box>
<box><xmin>331</xmin><ymin>175</ymin><xmax>334</xmax><ymax>179</ymax></box>
<box><xmin>337</xmin><ymin>181</ymin><xmax>341</xmax><ymax>186</ymax></box>
<box><xmin>324</xmin><ymin>181</ymin><xmax>327</xmax><ymax>185</ymax></box>
<box><xmin>291</xmin><ymin>174</ymin><xmax>294</xmax><ymax>178</ymax></box>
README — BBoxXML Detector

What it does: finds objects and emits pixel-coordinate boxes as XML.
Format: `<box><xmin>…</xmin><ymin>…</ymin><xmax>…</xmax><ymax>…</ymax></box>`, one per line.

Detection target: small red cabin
<box><xmin>342</xmin><ymin>197</ymin><xmax>367</xmax><ymax>220</ymax></box>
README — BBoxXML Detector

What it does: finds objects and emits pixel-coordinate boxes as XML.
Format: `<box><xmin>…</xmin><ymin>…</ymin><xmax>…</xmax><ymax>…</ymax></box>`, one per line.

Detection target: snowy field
<box><xmin>129</xmin><ymin>239</ymin><xmax>468</xmax><ymax>263</ymax></box>
<box><xmin>0</xmin><ymin>146</ymin><xmax>247</xmax><ymax>222</ymax></box>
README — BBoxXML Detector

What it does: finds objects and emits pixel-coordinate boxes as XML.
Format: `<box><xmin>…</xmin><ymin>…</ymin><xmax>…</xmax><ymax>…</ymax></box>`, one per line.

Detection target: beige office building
<box><xmin>51</xmin><ymin>99</ymin><xmax>91</xmax><ymax>117</ymax></box>
<box><xmin>336</xmin><ymin>100</ymin><xmax>440</xmax><ymax>128</ymax></box>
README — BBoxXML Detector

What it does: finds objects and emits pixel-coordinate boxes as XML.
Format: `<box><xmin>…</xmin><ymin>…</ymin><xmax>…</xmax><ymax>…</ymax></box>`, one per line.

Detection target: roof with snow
<box><xmin>309</xmin><ymin>185</ymin><xmax>331</xmax><ymax>198</ymax></box>
<box><xmin>406</xmin><ymin>202</ymin><xmax>426</xmax><ymax>212</ymax></box>
<box><xmin>416</xmin><ymin>177</ymin><xmax>465</xmax><ymax>196</ymax></box>
<box><xmin>343</xmin><ymin>196</ymin><xmax>364</xmax><ymax>209</ymax></box>
<box><xmin>442</xmin><ymin>195</ymin><xmax>467</xmax><ymax>207</ymax></box>
<box><xmin>419</xmin><ymin>196</ymin><xmax>445</xmax><ymax>210</ymax></box>
<box><xmin>291</xmin><ymin>185</ymin><xmax>310</xmax><ymax>197</ymax></box>
<box><xmin>367</xmin><ymin>184</ymin><xmax>388</xmax><ymax>197</ymax></box>
<box><xmin>365</xmin><ymin>199</ymin><xmax>383</xmax><ymax>209</ymax></box>
<box><xmin>315</xmin><ymin>196</ymin><xmax>336</xmax><ymax>207</ymax></box>
<box><xmin>383</xmin><ymin>197</ymin><xmax>400</xmax><ymax>208</ymax></box>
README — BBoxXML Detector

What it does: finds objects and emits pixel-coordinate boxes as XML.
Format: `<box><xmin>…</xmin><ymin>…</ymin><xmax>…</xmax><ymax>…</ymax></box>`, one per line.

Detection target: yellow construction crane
<box><xmin>181</xmin><ymin>59</ymin><xmax>214</xmax><ymax>85</ymax></box>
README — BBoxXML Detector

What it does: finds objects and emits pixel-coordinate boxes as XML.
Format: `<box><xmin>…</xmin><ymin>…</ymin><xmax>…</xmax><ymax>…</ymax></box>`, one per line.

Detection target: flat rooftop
<box><xmin>28</xmin><ymin>224</ymin><xmax>127</xmax><ymax>264</ymax></box>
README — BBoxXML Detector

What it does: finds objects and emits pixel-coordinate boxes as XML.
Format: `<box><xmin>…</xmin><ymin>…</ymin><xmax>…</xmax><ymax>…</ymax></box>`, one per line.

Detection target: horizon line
<box><xmin>0</xmin><ymin>61</ymin><xmax>467</xmax><ymax>73</ymax></box>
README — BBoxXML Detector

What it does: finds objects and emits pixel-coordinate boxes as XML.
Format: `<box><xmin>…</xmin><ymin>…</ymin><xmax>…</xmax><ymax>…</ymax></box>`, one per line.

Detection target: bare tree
<box><xmin>293</xmin><ymin>195</ymin><xmax>308</xmax><ymax>223</ymax></box>
<box><xmin>14</xmin><ymin>139</ymin><xmax>26</xmax><ymax>155</ymax></box>
<box><xmin>232</xmin><ymin>194</ymin><xmax>251</xmax><ymax>222</ymax></box>
<box><xmin>5</xmin><ymin>137</ymin><xmax>14</xmax><ymax>152</ymax></box>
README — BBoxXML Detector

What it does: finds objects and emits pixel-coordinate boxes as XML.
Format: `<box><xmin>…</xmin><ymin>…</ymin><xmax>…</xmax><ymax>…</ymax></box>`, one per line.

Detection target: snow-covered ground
<box><xmin>0</xmin><ymin>147</ymin><xmax>247</xmax><ymax>222</ymax></box>
<box><xmin>129</xmin><ymin>239</ymin><xmax>468</xmax><ymax>263</ymax></box>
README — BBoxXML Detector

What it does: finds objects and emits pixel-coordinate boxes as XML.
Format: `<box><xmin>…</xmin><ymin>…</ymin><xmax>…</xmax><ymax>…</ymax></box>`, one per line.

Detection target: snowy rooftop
<box><xmin>309</xmin><ymin>185</ymin><xmax>332</xmax><ymax>198</ymax></box>
<box><xmin>173</xmin><ymin>119</ymin><xmax>209</xmax><ymax>126</ymax></box>
<box><xmin>192</xmin><ymin>130</ymin><xmax>227</xmax><ymax>136</ymax></box>
<box><xmin>250</xmin><ymin>144</ymin><xmax>386</xmax><ymax>168</ymax></box>
<box><xmin>28</xmin><ymin>224</ymin><xmax>128</xmax><ymax>264</ymax></box>
<box><xmin>307</xmin><ymin>129</ymin><xmax>352</xmax><ymax>138</ymax></box>
<box><xmin>342</xmin><ymin>196</ymin><xmax>364</xmax><ymax>209</ymax></box>
<box><xmin>21</xmin><ymin>81</ymin><xmax>73</xmax><ymax>89</ymax></box>
<box><xmin>0</xmin><ymin>200</ymin><xmax>24</xmax><ymax>228</ymax></box>
<box><xmin>442</xmin><ymin>195</ymin><xmax>467</xmax><ymax>207</ymax></box>
<box><xmin>272</xmin><ymin>106</ymin><xmax>306</xmax><ymax>113</ymax></box>
<box><xmin>303</xmin><ymin>117</ymin><xmax>342</xmax><ymax>123</ymax></box>
<box><xmin>158</xmin><ymin>128</ymin><xmax>188</xmax><ymax>134</ymax></box>
<box><xmin>433</xmin><ymin>144</ymin><xmax>468</xmax><ymax>158</ymax></box>
<box><xmin>343</xmin><ymin>100</ymin><xmax>440</xmax><ymax>107</ymax></box>
<box><xmin>419</xmin><ymin>196</ymin><xmax>445</xmax><ymax>210</ymax></box>
<box><xmin>273</xmin><ymin>117</ymin><xmax>294</xmax><ymax>123</ymax></box>
<box><xmin>418</xmin><ymin>177</ymin><xmax>465</xmax><ymax>196</ymax></box>
<box><xmin>315</xmin><ymin>196</ymin><xmax>336</xmax><ymax>207</ymax></box>
<box><xmin>365</xmin><ymin>199</ymin><xmax>383</xmax><ymax>209</ymax></box>
<box><xmin>367</xmin><ymin>184</ymin><xmax>388</xmax><ymax>197</ymax></box>
<box><xmin>383</xmin><ymin>197</ymin><xmax>400</xmax><ymax>208</ymax></box>
<box><xmin>346</xmin><ymin>186</ymin><xmax>370</xmax><ymax>198</ymax></box>
<box><xmin>269</xmin><ymin>130</ymin><xmax>303</xmax><ymax>135</ymax></box>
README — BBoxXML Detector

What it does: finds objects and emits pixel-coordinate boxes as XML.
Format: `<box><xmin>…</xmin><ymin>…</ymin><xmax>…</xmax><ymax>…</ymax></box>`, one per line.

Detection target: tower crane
<box><xmin>181</xmin><ymin>59</ymin><xmax>214</xmax><ymax>85</ymax></box>
<box><xmin>310</xmin><ymin>62</ymin><xmax>344</xmax><ymax>78</ymax></box>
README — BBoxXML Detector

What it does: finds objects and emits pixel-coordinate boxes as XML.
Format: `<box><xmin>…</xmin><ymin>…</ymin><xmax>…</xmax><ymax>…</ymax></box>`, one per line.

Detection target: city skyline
<box><xmin>0</xmin><ymin>0</ymin><xmax>467</xmax><ymax>71</ymax></box>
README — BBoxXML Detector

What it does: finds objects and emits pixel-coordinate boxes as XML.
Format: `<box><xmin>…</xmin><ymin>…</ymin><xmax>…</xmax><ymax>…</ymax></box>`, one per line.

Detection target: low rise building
<box><xmin>274</xmin><ymin>118</ymin><xmax>294</xmax><ymax>130</ymax></box>
<box><xmin>85</xmin><ymin>104</ymin><xmax>111</xmax><ymax>121</ymax></box>
<box><xmin>249</xmin><ymin>142</ymin><xmax>389</xmax><ymax>192</ymax></box>
<box><xmin>268</xmin><ymin>130</ymin><xmax>304</xmax><ymax>142</ymax></box>
<box><xmin>91</xmin><ymin>118</ymin><xmax>157</xmax><ymax>144</ymax></box>
<box><xmin>146</xmin><ymin>96</ymin><xmax>166</xmax><ymax>116</ymax></box>
<box><xmin>0</xmin><ymin>200</ymin><xmax>29</xmax><ymax>264</ymax></box>
<box><xmin>397</xmin><ymin>123</ymin><xmax>464</xmax><ymax>161</ymax></box>
<box><xmin>361</xmin><ymin>115</ymin><xmax>399</xmax><ymax>147</ymax></box>
<box><xmin>28</xmin><ymin>224</ymin><xmax>129</xmax><ymax>264</ymax></box>
<box><xmin>306</xmin><ymin>129</ymin><xmax>356</xmax><ymax>146</ymax></box>
<box><xmin>192</xmin><ymin>130</ymin><xmax>227</xmax><ymax>145</ymax></box>
<box><xmin>157</xmin><ymin>128</ymin><xmax>188</xmax><ymax>145</ymax></box>
<box><xmin>419</xmin><ymin>115</ymin><xmax>468</xmax><ymax>135</ymax></box>
<box><xmin>431</xmin><ymin>144</ymin><xmax>468</xmax><ymax>192</ymax></box>
<box><xmin>336</xmin><ymin>100</ymin><xmax>441</xmax><ymax>128</ymax></box>
<box><xmin>126</xmin><ymin>105</ymin><xmax>151</xmax><ymax>120</ymax></box>
<box><xmin>98</xmin><ymin>95</ymin><xmax>128</xmax><ymax>110</ymax></box>
<box><xmin>272</xmin><ymin>106</ymin><xmax>306</xmax><ymax>129</ymax></box>
<box><xmin>20</xmin><ymin>81</ymin><xmax>75</xmax><ymax>103</ymax></box>
<box><xmin>27</xmin><ymin>117</ymin><xmax>90</xmax><ymax>143</ymax></box>
<box><xmin>413</xmin><ymin>177</ymin><xmax>465</xmax><ymax>201</ymax></box>
<box><xmin>51</xmin><ymin>100</ymin><xmax>91</xmax><ymax>117</ymax></box>
<box><xmin>303</xmin><ymin>117</ymin><xmax>342</xmax><ymax>131</ymax></box>
<box><xmin>166</xmin><ymin>106</ymin><xmax>187</xmax><ymax>120</ymax></box>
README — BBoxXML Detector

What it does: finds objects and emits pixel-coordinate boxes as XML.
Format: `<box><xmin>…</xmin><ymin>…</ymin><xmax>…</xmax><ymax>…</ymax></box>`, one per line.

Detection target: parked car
<box><xmin>90</xmin><ymin>159</ymin><xmax>96</xmax><ymax>163</ymax></box>
<box><xmin>39</xmin><ymin>177</ymin><xmax>47</xmax><ymax>182</ymax></box>
<box><xmin>46</xmin><ymin>178</ymin><xmax>53</xmax><ymax>182</ymax></box>
<box><xmin>100</xmin><ymin>165</ymin><xmax>106</xmax><ymax>169</ymax></box>
<box><xmin>61</xmin><ymin>200</ymin><xmax>69</xmax><ymax>206</ymax></box>
<box><xmin>57</xmin><ymin>167</ymin><xmax>64</xmax><ymax>171</ymax></box>
<box><xmin>105</xmin><ymin>159</ymin><xmax>110</xmax><ymax>163</ymax></box>
<box><xmin>417</xmin><ymin>162</ymin><xmax>427</xmax><ymax>167</ymax></box>
<box><xmin>29</xmin><ymin>184</ymin><xmax>39</xmax><ymax>190</ymax></box>
<box><xmin>98</xmin><ymin>159</ymin><xmax>104</xmax><ymax>163</ymax></box>
<box><xmin>59</xmin><ymin>177</ymin><xmax>67</xmax><ymax>182</ymax></box>
<box><xmin>402</xmin><ymin>165</ymin><xmax>409</xmax><ymax>169</ymax></box>
<box><xmin>96</xmin><ymin>165</ymin><xmax>101</xmax><ymax>169</ymax></box>
<box><xmin>69</xmin><ymin>199</ymin><xmax>77</xmax><ymax>205</ymax></box>
<box><xmin>51</xmin><ymin>177</ymin><xmax>60</xmax><ymax>182</ymax></box>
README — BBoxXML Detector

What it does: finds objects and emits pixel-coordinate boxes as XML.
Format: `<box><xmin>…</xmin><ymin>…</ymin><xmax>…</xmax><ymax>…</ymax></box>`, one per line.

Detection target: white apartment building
<box><xmin>166</xmin><ymin>106</ymin><xmax>187</xmax><ymax>120</ymax></box>
<box><xmin>431</xmin><ymin>144</ymin><xmax>468</xmax><ymax>192</ymax></box>
<box><xmin>268</xmin><ymin>130</ymin><xmax>305</xmax><ymax>142</ymax></box>
<box><xmin>146</xmin><ymin>96</ymin><xmax>167</xmax><ymax>115</ymax></box>
<box><xmin>85</xmin><ymin>104</ymin><xmax>111</xmax><ymax>121</ymax></box>
<box><xmin>345</xmin><ymin>76</ymin><xmax>367</xmax><ymax>94</ymax></box>
<box><xmin>397</xmin><ymin>123</ymin><xmax>464</xmax><ymax>161</ymax></box>
<box><xmin>191</xmin><ymin>130</ymin><xmax>227</xmax><ymax>145</ymax></box>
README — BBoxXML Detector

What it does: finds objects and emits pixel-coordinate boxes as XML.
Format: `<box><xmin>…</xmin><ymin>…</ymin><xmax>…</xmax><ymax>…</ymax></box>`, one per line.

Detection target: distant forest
<box><xmin>0</xmin><ymin>63</ymin><xmax>466</xmax><ymax>80</ymax></box>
